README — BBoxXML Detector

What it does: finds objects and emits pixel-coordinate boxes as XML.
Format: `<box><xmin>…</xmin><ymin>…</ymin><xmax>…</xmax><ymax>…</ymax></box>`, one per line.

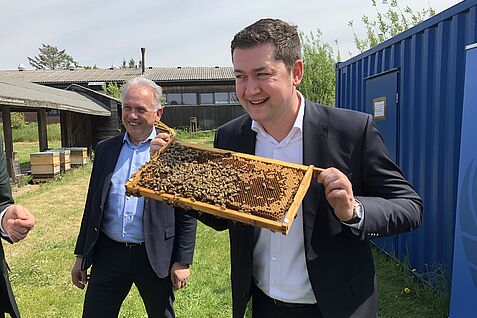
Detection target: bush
<box><xmin>11</xmin><ymin>112</ymin><xmax>27</xmax><ymax>128</ymax></box>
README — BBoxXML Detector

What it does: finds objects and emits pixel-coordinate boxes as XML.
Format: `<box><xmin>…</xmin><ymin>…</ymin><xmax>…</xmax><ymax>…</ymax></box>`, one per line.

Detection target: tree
<box><xmin>299</xmin><ymin>29</ymin><xmax>337</xmax><ymax>106</ymax></box>
<box><xmin>27</xmin><ymin>44</ymin><xmax>78</xmax><ymax>70</ymax></box>
<box><xmin>11</xmin><ymin>112</ymin><xmax>27</xmax><ymax>129</ymax></box>
<box><xmin>120</xmin><ymin>58</ymin><xmax>138</xmax><ymax>68</ymax></box>
<box><xmin>83</xmin><ymin>65</ymin><xmax>98</xmax><ymax>69</ymax></box>
<box><xmin>348</xmin><ymin>0</ymin><xmax>435</xmax><ymax>53</ymax></box>
<box><xmin>106</xmin><ymin>82</ymin><xmax>121</xmax><ymax>99</ymax></box>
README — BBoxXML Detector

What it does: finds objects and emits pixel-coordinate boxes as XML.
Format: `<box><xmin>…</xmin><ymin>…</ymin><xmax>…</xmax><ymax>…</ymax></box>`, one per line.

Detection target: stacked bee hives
<box><xmin>47</xmin><ymin>148</ymin><xmax>71</xmax><ymax>172</ymax></box>
<box><xmin>67</xmin><ymin>147</ymin><xmax>88</xmax><ymax>167</ymax></box>
<box><xmin>30</xmin><ymin>151</ymin><xmax>61</xmax><ymax>180</ymax></box>
<box><xmin>126</xmin><ymin>141</ymin><xmax>318</xmax><ymax>234</ymax></box>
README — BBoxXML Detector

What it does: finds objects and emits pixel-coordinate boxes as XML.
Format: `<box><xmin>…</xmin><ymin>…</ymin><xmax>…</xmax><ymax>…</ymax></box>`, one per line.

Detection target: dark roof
<box><xmin>66</xmin><ymin>83</ymin><xmax>120</xmax><ymax>102</ymax></box>
<box><xmin>0</xmin><ymin>76</ymin><xmax>111</xmax><ymax>116</ymax></box>
<box><xmin>0</xmin><ymin>66</ymin><xmax>235</xmax><ymax>84</ymax></box>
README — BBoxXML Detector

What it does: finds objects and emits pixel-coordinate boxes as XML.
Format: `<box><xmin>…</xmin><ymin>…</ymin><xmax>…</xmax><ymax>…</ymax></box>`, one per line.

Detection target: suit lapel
<box><xmin>232</xmin><ymin>117</ymin><xmax>260</xmax><ymax>244</ymax></box>
<box><xmin>100</xmin><ymin>135</ymin><xmax>124</xmax><ymax>207</ymax></box>
<box><xmin>302</xmin><ymin>100</ymin><xmax>328</xmax><ymax>255</ymax></box>
<box><xmin>238</xmin><ymin>117</ymin><xmax>256</xmax><ymax>155</ymax></box>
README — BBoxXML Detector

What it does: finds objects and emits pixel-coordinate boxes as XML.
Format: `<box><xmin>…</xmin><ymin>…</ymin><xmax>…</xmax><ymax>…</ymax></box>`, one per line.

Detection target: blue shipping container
<box><xmin>335</xmin><ymin>0</ymin><xmax>477</xmax><ymax>288</ymax></box>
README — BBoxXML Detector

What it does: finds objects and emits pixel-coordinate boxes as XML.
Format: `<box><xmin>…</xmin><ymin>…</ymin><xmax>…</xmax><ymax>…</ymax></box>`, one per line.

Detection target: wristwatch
<box><xmin>342</xmin><ymin>200</ymin><xmax>363</xmax><ymax>225</ymax></box>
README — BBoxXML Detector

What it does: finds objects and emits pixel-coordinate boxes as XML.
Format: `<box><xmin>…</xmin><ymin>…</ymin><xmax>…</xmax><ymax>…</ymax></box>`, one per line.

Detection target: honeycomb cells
<box><xmin>137</xmin><ymin>143</ymin><xmax>304</xmax><ymax>222</ymax></box>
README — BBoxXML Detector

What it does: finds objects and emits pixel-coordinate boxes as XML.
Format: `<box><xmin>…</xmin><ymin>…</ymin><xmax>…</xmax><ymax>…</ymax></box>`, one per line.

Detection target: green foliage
<box><xmin>349</xmin><ymin>0</ymin><xmax>436</xmax><ymax>53</ymax></box>
<box><xmin>10</xmin><ymin>112</ymin><xmax>27</xmax><ymax>129</ymax></box>
<box><xmin>106</xmin><ymin>82</ymin><xmax>122</xmax><ymax>99</ymax></box>
<box><xmin>27</xmin><ymin>44</ymin><xmax>78</xmax><ymax>70</ymax></box>
<box><xmin>82</xmin><ymin>65</ymin><xmax>98</xmax><ymax>69</ymax></box>
<box><xmin>299</xmin><ymin>29</ymin><xmax>336</xmax><ymax>106</ymax></box>
<box><xmin>121</xmin><ymin>58</ymin><xmax>138</xmax><ymax>68</ymax></box>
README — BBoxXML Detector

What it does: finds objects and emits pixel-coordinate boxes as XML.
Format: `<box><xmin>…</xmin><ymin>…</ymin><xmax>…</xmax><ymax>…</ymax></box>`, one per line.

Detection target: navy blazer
<box><xmin>200</xmin><ymin>100</ymin><xmax>423</xmax><ymax>318</ymax></box>
<box><xmin>74</xmin><ymin>133</ymin><xmax>197</xmax><ymax>278</ymax></box>
<box><xmin>0</xmin><ymin>138</ymin><xmax>20</xmax><ymax>318</ymax></box>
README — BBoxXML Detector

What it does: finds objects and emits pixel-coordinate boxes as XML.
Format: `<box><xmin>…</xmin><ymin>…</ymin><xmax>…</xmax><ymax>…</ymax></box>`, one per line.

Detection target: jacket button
<box><xmin>94</xmin><ymin>227</ymin><xmax>98</xmax><ymax>232</ymax></box>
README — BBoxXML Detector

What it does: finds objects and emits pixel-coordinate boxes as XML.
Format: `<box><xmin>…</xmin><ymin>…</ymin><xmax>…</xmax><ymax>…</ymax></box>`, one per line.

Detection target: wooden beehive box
<box><xmin>30</xmin><ymin>151</ymin><xmax>61</xmax><ymax>178</ymax></box>
<box><xmin>47</xmin><ymin>149</ymin><xmax>71</xmax><ymax>172</ymax></box>
<box><xmin>67</xmin><ymin>147</ymin><xmax>88</xmax><ymax>167</ymax></box>
<box><xmin>126</xmin><ymin>140</ymin><xmax>320</xmax><ymax>235</ymax></box>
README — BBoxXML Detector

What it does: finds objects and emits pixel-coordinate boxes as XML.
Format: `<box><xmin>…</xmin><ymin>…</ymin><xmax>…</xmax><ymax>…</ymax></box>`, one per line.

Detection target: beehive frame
<box><xmin>126</xmin><ymin>138</ymin><xmax>320</xmax><ymax>235</ymax></box>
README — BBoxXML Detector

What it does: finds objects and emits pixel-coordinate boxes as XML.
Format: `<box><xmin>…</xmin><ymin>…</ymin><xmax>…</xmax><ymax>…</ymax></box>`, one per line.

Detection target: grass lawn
<box><xmin>3</xmin><ymin>132</ymin><xmax>449</xmax><ymax>317</ymax></box>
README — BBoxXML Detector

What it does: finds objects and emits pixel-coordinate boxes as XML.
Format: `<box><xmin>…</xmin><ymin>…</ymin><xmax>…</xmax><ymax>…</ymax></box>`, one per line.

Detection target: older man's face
<box><xmin>121</xmin><ymin>86</ymin><xmax>162</xmax><ymax>145</ymax></box>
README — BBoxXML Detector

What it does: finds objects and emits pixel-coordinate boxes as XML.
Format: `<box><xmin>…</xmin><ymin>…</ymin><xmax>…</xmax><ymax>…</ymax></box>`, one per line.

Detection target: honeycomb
<box><xmin>136</xmin><ymin>142</ymin><xmax>305</xmax><ymax>222</ymax></box>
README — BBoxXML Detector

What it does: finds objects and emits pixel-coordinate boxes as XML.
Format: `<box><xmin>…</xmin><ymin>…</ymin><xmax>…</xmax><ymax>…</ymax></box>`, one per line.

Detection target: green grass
<box><xmin>3</xmin><ymin>131</ymin><xmax>449</xmax><ymax>317</ymax></box>
<box><xmin>175</xmin><ymin>129</ymin><xmax>215</xmax><ymax>147</ymax></box>
<box><xmin>0</xmin><ymin>123</ymin><xmax>61</xmax><ymax>142</ymax></box>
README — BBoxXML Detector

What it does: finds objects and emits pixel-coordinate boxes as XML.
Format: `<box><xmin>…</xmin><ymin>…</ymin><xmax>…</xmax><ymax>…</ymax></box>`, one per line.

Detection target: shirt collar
<box><xmin>251</xmin><ymin>91</ymin><xmax>305</xmax><ymax>140</ymax></box>
<box><xmin>123</xmin><ymin>128</ymin><xmax>157</xmax><ymax>147</ymax></box>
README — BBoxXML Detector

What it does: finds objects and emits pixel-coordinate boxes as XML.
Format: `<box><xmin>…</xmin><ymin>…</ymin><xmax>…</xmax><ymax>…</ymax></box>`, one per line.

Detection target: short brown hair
<box><xmin>231</xmin><ymin>18</ymin><xmax>301</xmax><ymax>72</ymax></box>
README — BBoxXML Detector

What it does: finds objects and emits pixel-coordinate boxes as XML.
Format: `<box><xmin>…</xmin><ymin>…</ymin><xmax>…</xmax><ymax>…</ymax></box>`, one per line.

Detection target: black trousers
<box><xmin>251</xmin><ymin>283</ymin><xmax>323</xmax><ymax>318</ymax></box>
<box><xmin>83</xmin><ymin>234</ymin><xmax>174</xmax><ymax>318</ymax></box>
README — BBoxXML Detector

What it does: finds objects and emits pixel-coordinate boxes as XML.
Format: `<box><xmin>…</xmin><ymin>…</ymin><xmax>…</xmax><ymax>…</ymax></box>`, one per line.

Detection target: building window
<box><xmin>200</xmin><ymin>93</ymin><xmax>214</xmax><ymax>105</ymax></box>
<box><xmin>167</xmin><ymin>93</ymin><xmax>181</xmax><ymax>105</ymax></box>
<box><xmin>230</xmin><ymin>92</ymin><xmax>238</xmax><ymax>103</ymax></box>
<box><xmin>182</xmin><ymin>93</ymin><xmax>197</xmax><ymax>105</ymax></box>
<box><xmin>215</xmin><ymin>92</ymin><xmax>229</xmax><ymax>104</ymax></box>
<box><xmin>47</xmin><ymin>109</ymin><xmax>60</xmax><ymax>116</ymax></box>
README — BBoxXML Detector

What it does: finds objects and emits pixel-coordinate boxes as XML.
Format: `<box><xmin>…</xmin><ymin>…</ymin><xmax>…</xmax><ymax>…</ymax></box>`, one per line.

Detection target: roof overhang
<box><xmin>0</xmin><ymin>76</ymin><xmax>110</xmax><ymax>116</ymax></box>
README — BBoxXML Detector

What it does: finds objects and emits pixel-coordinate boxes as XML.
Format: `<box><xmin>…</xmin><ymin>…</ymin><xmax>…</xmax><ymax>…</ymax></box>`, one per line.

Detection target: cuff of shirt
<box><xmin>342</xmin><ymin>199</ymin><xmax>365</xmax><ymax>233</ymax></box>
<box><xmin>0</xmin><ymin>207</ymin><xmax>9</xmax><ymax>237</ymax></box>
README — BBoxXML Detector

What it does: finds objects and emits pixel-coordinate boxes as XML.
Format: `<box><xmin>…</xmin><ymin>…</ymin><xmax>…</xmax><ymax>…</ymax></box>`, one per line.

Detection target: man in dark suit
<box><xmin>1</xmin><ymin>138</ymin><xmax>35</xmax><ymax>318</ymax></box>
<box><xmin>155</xmin><ymin>18</ymin><xmax>422</xmax><ymax>318</ymax></box>
<box><xmin>71</xmin><ymin>77</ymin><xmax>197</xmax><ymax>318</ymax></box>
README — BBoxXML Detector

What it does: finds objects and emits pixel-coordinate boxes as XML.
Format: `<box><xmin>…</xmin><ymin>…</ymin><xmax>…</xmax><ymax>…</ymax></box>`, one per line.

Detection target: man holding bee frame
<box><xmin>153</xmin><ymin>19</ymin><xmax>422</xmax><ymax>318</ymax></box>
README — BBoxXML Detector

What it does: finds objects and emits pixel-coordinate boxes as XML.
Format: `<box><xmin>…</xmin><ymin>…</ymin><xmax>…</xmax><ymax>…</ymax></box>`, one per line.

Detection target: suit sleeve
<box><xmin>0</xmin><ymin>139</ymin><xmax>14</xmax><ymax>242</ymax></box>
<box><xmin>356</xmin><ymin>115</ymin><xmax>423</xmax><ymax>239</ymax></box>
<box><xmin>173</xmin><ymin>208</ymin><xmax>197</xmax><ymax>265</ymax></box>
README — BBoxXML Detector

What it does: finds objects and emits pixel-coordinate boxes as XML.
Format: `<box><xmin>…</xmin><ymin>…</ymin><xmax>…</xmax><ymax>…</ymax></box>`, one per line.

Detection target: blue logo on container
<box><xmin>459</xmin><ymin>160</ymin><xmax>477</xmax><ymax>287</ymax></box>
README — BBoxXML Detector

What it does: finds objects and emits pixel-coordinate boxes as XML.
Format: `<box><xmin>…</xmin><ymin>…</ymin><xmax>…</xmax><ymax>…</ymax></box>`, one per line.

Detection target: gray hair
<box><xmin>120</xmin><ymin>76</ymin><xmax>163</xmax><ymax>111</ymax></box>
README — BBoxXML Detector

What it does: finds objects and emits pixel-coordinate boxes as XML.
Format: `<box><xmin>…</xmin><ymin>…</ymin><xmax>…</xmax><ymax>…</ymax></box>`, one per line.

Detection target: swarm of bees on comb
<box><xmin>135</xmin><ymin>142</ymin><xmax>305</xmax><ymax>221</ymax></box>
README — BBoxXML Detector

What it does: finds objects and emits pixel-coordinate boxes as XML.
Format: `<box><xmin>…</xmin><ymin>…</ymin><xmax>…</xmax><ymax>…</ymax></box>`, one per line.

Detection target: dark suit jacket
<box><xmin>199</xmin><ymin>100</ymin><xmax>423</xmax><ymax>318</ymax></box>
<box><xmin>0</xmin><ymin>138</ymin><xmax>20</xmax><ymax>318</ymax></box>
<box><xmin>74</xmin><ymin>133</ymin><xmax>197</xmax><ymax>278</ymax></box>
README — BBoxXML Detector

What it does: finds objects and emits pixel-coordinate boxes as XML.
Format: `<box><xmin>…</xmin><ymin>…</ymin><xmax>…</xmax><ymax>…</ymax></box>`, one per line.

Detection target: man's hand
<box><xmin>150</xmin><ymin>133</ymin><xmax>171</xmax><ymax>155</ymax></box>
<box><xmin>317</xmin><ymin>167</ymin><xmax>355</xmax><ymax>222</ymax></box>
<box><xmin>170</xmin><ymin>262</ymin><xmax>190</xmax><ymax>291</ymax></box>
<box><xmin>2</xmin><ymin>204</ymin><xmax>35</xmax><ymax>242</ymax></box>
<box><xmin>71</xmin><ymin>256</ymin><xmax>88</xmax><ymax>289</ymax></box>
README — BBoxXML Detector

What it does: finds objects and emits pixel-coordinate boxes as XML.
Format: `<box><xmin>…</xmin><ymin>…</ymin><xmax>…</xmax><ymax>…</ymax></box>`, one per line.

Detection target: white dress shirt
<box><xmin>252</xmin><ymin>92</ymin><xmax>317</xmax><ymax>304</ymax></box>
<box><xmin>0</xmin><ymin>208</ymin><xmax>8</xmax><ymax>236</ymax></box>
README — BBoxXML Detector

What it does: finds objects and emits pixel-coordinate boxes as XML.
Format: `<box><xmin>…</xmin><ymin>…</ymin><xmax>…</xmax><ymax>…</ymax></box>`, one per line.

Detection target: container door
<box><xmin>365</xmin><ymin>70</ymin><xmax>399</xmax><ymax>161</ymax></box>
<box><xmin>365</xmin><ymin>70</ymin><xmax>399</xmax><ymax>255</ymax></box>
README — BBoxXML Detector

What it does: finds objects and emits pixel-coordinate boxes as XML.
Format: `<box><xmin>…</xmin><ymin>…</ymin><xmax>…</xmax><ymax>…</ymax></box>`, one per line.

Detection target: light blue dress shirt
<box><xmin>101</xmin><ymin>129</ymin><xmax>156</xmax><ymax>243</ymax></box>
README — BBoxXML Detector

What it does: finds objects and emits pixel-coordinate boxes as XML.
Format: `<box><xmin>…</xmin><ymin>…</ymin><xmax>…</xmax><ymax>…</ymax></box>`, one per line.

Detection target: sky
<box><xmin>0</xmin><ymin>0</ymin><xmax>462</xmax><ymax>70</ymax></box>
